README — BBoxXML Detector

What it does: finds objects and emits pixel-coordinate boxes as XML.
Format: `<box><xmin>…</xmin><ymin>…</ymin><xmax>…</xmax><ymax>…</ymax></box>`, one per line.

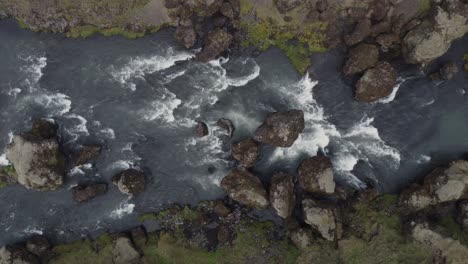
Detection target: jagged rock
<box><xmin>73</xmin><ymin>145</ymin><xmax>101</xmax><ymax>166</ymax></box>
<box><xmin>302</xmin><ymin>199</ymin><xmax>338</xmax><ymax>241</ymax></box>
<box><xmin>231</xmin><ymin>138</ymin><xmax>259</xmax><ymax>168</ymax></box>
<box><xmin>269</xmin><ymin>172</ymin><xmax>295</xmax><ymax>219</ymax></box>
<box><xmin>0</xmin><ymin>246</ymin><xmax>39</xmax><ymax>264</ymax></box>
<box><xmin>195</xmin><ymin>121</ymin><xmax>209</xmax><ymax>137</ymax></box>
<box><xmin>221</xmin><ymin>169</ymin><xmax>269</xmax><ymax>208</ymax></box>
<box><xmin>112</xmin><ymin>237</ymin><xmax>141</xmax><ymax>264</ymax></box>
<box><xmin>254</xmin><ymin>110</ymin><xmax>305</xmax><ymax>147</ymax></box>
<box><xmin>344</xmin><ymin>19</ymin><xmax>372</xmax><ymax>46</ymax></box>
<box><xmin>112</xmin><ymin>168</ymin><xmax>146</xmax><ymax>196</ymax></box>
<box><xmin>403</xmin><ymin>4</ymin><xmax>468</xmax><ymax>64</ymax></box>
<box><xmin>355</xmin><ymin>61</ymin><xmax>397</xmax><ymax>103</ymax></box>
<box><xmin>6</xmin><ymin>119</ymin><xmax>64</xmax><ymax>191</ymax></box>
<box><xmin>289</xmin><ymin>228</ymin><xmax>313</xmax><ymax>249</ymax></box>
<box><xmin>185</xmin><ymin>226</ymin><xmax>219</xmax><ymax>250</ymax></box>
<box><xmin>440</xmin><ymin>62</ymin><xmax>459</xmax><ymax>80</ymax></box>
<box><xmin>175</xmin><ymin>26</ymin><xmax>197</xmax><ymax>49</ymax></box>
<box><xmin>298</xmin><ymin>156</ymin><xmax>335</xmax><ymax>194</ymax></box>
<box><xmin>343</xmin><ymin>43</ymin><xmax>379</xmax><ymax>76</ymax></box>
<box><xmin>400</xmin><ymin>160</ymin><xmax>468</xmax><ymax>211</ymax></box>
<box><xmin>197</xmin><ymin>29</ymin><xmax>233</xmax><ymax>62</ymax></box>
<box><xmin>217</xmin><ymin>118</ymin><xmax>235</xmax><ymax>137</ymax></box>
<box><xmin>316</xmin><ymin>0</ymin><xmax>328</xmax><ymax>12</ymax></box>
<box><xmin>25</xmin><ymin>235</ymin><xmax>50</xmax><ymax>257</ymax></box>
<box><xmin>71</xmin><ymin>183</ymin><xmax>107</xmax><ymax>203</ymax></box>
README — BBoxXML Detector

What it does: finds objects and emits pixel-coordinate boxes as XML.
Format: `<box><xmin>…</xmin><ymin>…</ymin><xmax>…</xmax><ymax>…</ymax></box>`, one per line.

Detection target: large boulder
<box><xmin>302</xmin><ymin>199</ymin><xmax>339</xmax><ymax>241</ymax></box>
<box><xmin>343</xmin><ymin>43</ymin><xmax>379</xmax><ymax>76</ymax></box>
<box><xmin>355</xmin><ymin>61</ymin><xmax>397</xmax><ymax>103</ymax></box>
<box><xmin>231</xmin><ymin>138</ymin><xmax>259</xmax><ymax>168</ymax></box>
<box><xmin>195</xmin><ymin>121</ymin><xmax>209</xmax><ymax>137</ymax></box>
<box><xmin>71</xmin><ymin>183</ymin><xmax>108</xmax><ymax>203</ymax></box>
<box><xmin>112</xmin><ymin>237</ymin><xmax>141</xmax><ymax>264</ymax></box>
<box><xmin>6</xmin><ymin>120</ymin><xmax>65</xmax><ymax>191</ymax></box>
<box><xmin>344</xmin><ymin>19</ymin><xmax>372</xmax><ymax>46</ymax></box>
<box><xmin>0</xmin><ymin>246</ymin><xmax>39</xmax><ymax>264</ymax></box>
<box><xmin>254</xmin><ymin>110</ymin><xmax>305</xmax><ymax>148</ymax></box>
<box><xmin>112</xmin><ymin>168</ymin><xmax>146</xmax><ymax>196</ymax></box>
<box><xmin>269</xmin><ymin>172</ymin><xmax>295</xmax><ymax>218</ymax></box>
<box><xmin>402</xmin><ymin>4</ymin><xmax>468</xmax><ymax>65</ymax></box>
<box><xmin>221</xmin><ymin>169</ymin><xmax>269</xmax><ymax>208</ymax></box>
<box><xmin>400</xmin><ymin>160</ymin><xmax>468</xmax><ymax>211</ymax></box>
<box><xmin>298</xmin><ymin>156</ymin><xmax>335</xmax><ymax>194</ymax></box>
<box><xmin>197</xmin><ymin>29</ymin><xmax>233</xmax><ymax>62</ymax></box>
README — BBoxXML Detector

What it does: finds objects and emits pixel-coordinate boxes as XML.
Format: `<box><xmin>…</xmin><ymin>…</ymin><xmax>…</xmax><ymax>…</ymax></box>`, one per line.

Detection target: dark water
<box><xmin>1</xmin><ymin>19</ymin><xmax>468</xmax><ymax>246</ymax></box>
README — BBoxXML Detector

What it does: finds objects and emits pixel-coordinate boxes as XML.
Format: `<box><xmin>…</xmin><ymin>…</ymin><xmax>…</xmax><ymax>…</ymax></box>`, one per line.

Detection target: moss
<box><xmin>239</xmin><ymin>0</ymin><xmax>253</xmax><ymax>15</ymax></box>
<box><xmin>67</xmin><ymin>25</ymin><xmax>99</xmax><ymax>38</ymax></box>
<box><xmin>436</xmin><ymin>215</ymin><xmax>468</xmax><ymax>246</ymax></box>
<box><xmin>50</xmin><ymin>234</ymin><xmax>114</xmax><ymax>264</ymax></box>
<box><xmin>66</xmin><ymin>25</ymin><xmax>147</xmax><ymax>39</ymax></box>
<box><xmin>0</xmin><ymin>165</ymin><xmax>17</xmax><ymax>188</ymax></box>
<box><xmin>463</xmin><ymin>53</ymin><xmax>468</xmax><ymax>72</ymax></box>
<box><xmin>419</xmin><ymin>0</ymin><xmax>432</xmax><ymax>12</ymax></box>
<box><xmin>16</xmin><ymin>19</ymin><xmax>28</xmax><ymax>29</ymax></box>
<box><xmin>138</xmin><ymin>213</ymin><xmax>158</xmax><ymax>222</ymax></box>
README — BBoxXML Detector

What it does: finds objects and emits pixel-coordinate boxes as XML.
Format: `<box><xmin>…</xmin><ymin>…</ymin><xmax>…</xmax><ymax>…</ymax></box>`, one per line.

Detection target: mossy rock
<box><xmin>0</xmin><ymin>165</ymin><xmax>17</xmax><ymax>188</ymax></box>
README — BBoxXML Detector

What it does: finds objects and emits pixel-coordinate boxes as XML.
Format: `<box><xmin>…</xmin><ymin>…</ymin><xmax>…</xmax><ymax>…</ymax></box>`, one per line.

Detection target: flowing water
<box><xmin>1</xmin><ymin>19</ymin><xmax>468</xmax><ymax>245</ymax></box>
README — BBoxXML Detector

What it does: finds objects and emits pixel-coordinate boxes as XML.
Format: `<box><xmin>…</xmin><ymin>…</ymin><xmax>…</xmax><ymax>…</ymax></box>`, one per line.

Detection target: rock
<box><xmin>298</xmin><ymin>156</ymin><xmax>335</xmax><ymax>194</ymax></box>
<box><xmin>73</xmin><ymin>145</ymin><xmax>101</xmax><ymax>166</ymax></box>
<box><xmin>355</xmin><ymin>61</ymin><xmax>397</xmax><ymax>103</ymax></box>
<box><xmin>0</xmin><ymin>246</ymin><xmax>39</xmax><ymax>264</ymax></box>
<box><xmin>316</xmin><ymin>0</ymin><xmax>328</xmax><ymax>12</ymax></box>
<box><xmin>0</xmin><ymin>10</ymin><xmax>7</xmax><ymax>19</ymax></box>
<box><xmin>0</xmin><ymin>165</ymin><xmax>18</xmax><ymax>187</ymax></box>
<box><xmin>220</xmin><ymin>2</ymin><xmax>235</xmax><ymax>19</ymax></box>
<box><xmin>403</xmin><ymin>5</ymin><xmax>468</xmax><ymax>64</ymax></box>
<box><xmin>71</xmin><ymin>183</ymin><xmax>107</xmax><ymax>203</ymax></box>
<box><xmin>214</xmin><ymin>200</ymin><xmax>231</xmax><ymax>217</ymax></box>
<box><xmin>274</xmin><ymin>0</ymin><xmax>305</xmax><ymax>13</ymax></box>
<box><xmin>269</xmin><ymin>172</ymin><xmax>295</xmax><ymax>218</ymax></box>
<box><xmin>400</xmin><ymin>160</ymin><xmax>468</xmax><ymax>211</ymax></box>
<box><xmin>344</xmin><ymin>19</ymin><xmax>372</xmax><ymax>46</ymax></box>
<box><xmin>185</xmin><ymin>226</ymin><xmax>219</xmax><ymax>250</ymax></box>
<box><xmin>197</xmin><ymin>29</ymin><xmax>233</xmax><ymax>62</ymax></box>
<box><xmin>289</xmin><ymin>228</ymin><xmax>313</xmax><ymax>249</ymax></box>
<box><xmin>25</xmin><ymin>235</ymin><xmax>50</xmax><ymax>257</ymax></box>
<box><xmin>254</xmin><ymin>110</ymin><xmax>305</xmax><ymax>147</ymax></box>
<box><xmin>6</xmin><ymin>120</ymin><xmax>65</xmax><ymax>191</ymax></box>
<box><xmin>112</xmin><ymin>168</ymin><xmax>146</xmax><ymax>196</ymax></box>
<box><xmin>216</xmin><ymin>118</ymin><xmax>235</xmax><ymax>137</ymax></box>
<box><xmin>175</xmin><ymin>26</ymin><xmax>197</xmax><ymax>49</ymax></box>
<box><xmin>458</xmin><ymin>200</ymin><xmax>468</xmax><ymax>231</ymax></box>
<box><xmin>195</xmin><ymin>121</ymin><xmax>209</xmax><ymax>137</ymax></box>
<box><xmin>130</xmin><ymin>226</ymin><xmax>147</xmax><ymax>249</ymax></box>
<box><xmin>231</xmin><ymin>138</ymin><xmax>259</xmax><ymax>168</ymax></box>
<box><xmin>165</xmin><ymin>0</ymin><xmax>181</xmax><ymax>9</ymax></box>
<box><xmin>221</xmin><ymin>169</ymin><xmax>269</xmax><ymax>208</ymax></box>
<box><xmin>112</xmin><ymin>237</ymin><xmax>141</xmax><ymax>264</ymax></box>
<box><xmin>302</xmin><ymin>199</ymin><xmax>338</xmax><ymax>241</ymax></box>
<box><xmin>343</xmin><ymin>43</ymin><xmax>379</xmax><ymax>76</ymax></box>
<box><xmin>376</xmin><ymin>33</ymin><xmax>400</xmax><ymax>52</ymax></box>
<box><xmin>440</xmin><ymin>62</ymin><xmax>459</xmax><ymax>80</ymax></box>
<box><xmin>370</xmin><ymin>0</ymin><xmax>389</xmax><ymax>22</ymax></box>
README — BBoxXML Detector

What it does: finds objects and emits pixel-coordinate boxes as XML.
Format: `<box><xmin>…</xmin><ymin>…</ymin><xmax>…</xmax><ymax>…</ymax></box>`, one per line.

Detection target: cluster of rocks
<box><xmin>0</xmin><ymin>235</ymin><xmax>51</xmax><ymax>264</ymax></box>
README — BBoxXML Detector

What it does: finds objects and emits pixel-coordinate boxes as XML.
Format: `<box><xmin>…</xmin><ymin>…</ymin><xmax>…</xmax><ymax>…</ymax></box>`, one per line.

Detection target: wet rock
<box><xmin>6</xmin><ymin>119</ymin><xmax>65</xmax><ymax>191</ymax></box>
<box><xmin>269</xmin><ymin>172</ymin><xmax>295</xmax><ymax>219</ymax></box>
<box><xmin>195</xmin><ymin>121</ymin><xmax>209</xmax><ymax>137</ymax></box>
<box><xmin>298</xmin><ymin>156</ymin><xmax>335</xmax><ymax>194</ymax></box>
<box><xmin>400</xmin><ymin>160</ymin><xmax>468</xmax><ymax>211</ymax></box>
<box><xmin>26</xmin><ymin>235</ymin><xmax>50</xmax><ymax>257</ymax></box>
<box><xmin>274</xmin><ymin>0</ymin><xmax>306</xmax><ymax>13</ymax></box>
<box><xmin>316</xmin><ymin>0</ymin><xmax>328</xmax><ymax>12</ymax></box>
<box><xmin>71</xmin><ymin>183</ymin><xmax>107</xmax><ymax>203</ymax></box>
<box><xmin>197</xmin><ymin>29</ymin><xmax>233</xmax><ymax>62</ymax></box>
<box><xmin>0</xmin><ymin>246</ymin><xmax>39</xmax><ymax>264</ymax></box>
<box><xmin>254</xmin><ymin>110</ymin><xmax>305</xmax><ymax>147</ymax></box>
<box><xmin>344</xmin><ymin>19</ymin><xmax>372</xmax><ymax>46</ymax></box>
<box><xmin>302</xmin><ymin>199</ymin><xmax>338</xmax><ymax>241</ymax></box>
<box><xmin>112</xmin><ymin>168</ymin><xmax>146</xmax><ymax>196</ymax></box>
<box><xmin>112</xmin><ymin>236</ymin><xmax>141</xmax><ymax>264</ymax></box>
<box><xmin>355</xmin><ymin>61</ymin><xmax>397</xmax><ymax>103</ymax></box>
<box><xmin>221</xmin><ymin>169</ymin><xmax>269</xmax><ymax>208</ymax></box>
<box><xmin>343</xmin><ymin>43</ymin><xmax>379</xmax><ymax>76</ymax></box>
<box><xmin>231</xmin><ymin>138</ymin><xmax>259</xmax><ymax>168</ymax></box>
<box><xmin>217</xmin><ymin>118</ymin><xmax>235</xmax><ymax>137</ymax></box>
<box><xmin>289</xmin><ymin>228</ymin><xmax>313</xmax><ymax>249</ymax></box>
<box><xmin>220</xmin><ymin>2</ymin><xmax>235</xmax><ymax>19</ymax></box>
<box><xmin>440</xmin><ymin>62</ymin><xmax>459</xmax><ymax>80</ymax></box>
<box><xmin>73</xmin><ymin>145</ymin><xmax>101</xmax><ymax>166</ymax></box>
<box><xmin>175</xmin><ymin>26</ymin><xmax>197</xmax><ymax>49</ymax></box>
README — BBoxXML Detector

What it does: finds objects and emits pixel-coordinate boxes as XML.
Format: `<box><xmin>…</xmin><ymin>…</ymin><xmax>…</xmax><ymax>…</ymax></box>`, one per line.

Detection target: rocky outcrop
<box><xmin>197</xmin><ymin>29</ymin><xmax>233</xmax><ymax>62</ymax></box>
<box><xmin>221</xmin><ymin>169</ymin><xmax>269</xmax><ymax>208</ymax></box>
<box><xmin>298</xmin><ymin>156</ymin><xmax>335</xmax><ymax>194</ymax></box>
<box><xmin>231</xmin><ymin>138</ymin><xmax>259</xmax><ymax>168</ymax></box>
<box><xmin>355</xmin><ymin>61</ymin><xmax>397</xmax><ymax>103</ymax></box>
<box><xmin>343</xmin><ymin>43</ymin><xmax>379</xmax><ymax>76</ymax></box>
<box><xmin>254</xmin><ymin>110</ymin><xmax>305</xmax><ymax>148</ymax></box>
<box><xmin>0</xmin><ymin>245</ymin><xmax>39</xmax><ymax>264</ymax></box>
<box><xmin>402</xmin><ymin>3</ymin><xmax>468</xmax><ymax>65</ymax></box>
<box><xmin>73</xmin><ymin>145</ymin><xmax>101</xmax><ymax>166</ymax></box>
<box><xmin>26</xmin><ymin>235</ymin><xmax>51</xmax><ymax>258</ymax></box>
<box><xmin>217</xmin><ymin>118</ymin><xmax>235</xmax><ymax>137</ymax></box>
<box><xmin>175</xmin><ymin>25</ymin><xmax>197</xmax><ymax>49</ymax></box>
<box><xmin>112</xmin><ymin>236</ymin><xmax>141</xmax><ymax>264</ymax></box>
<box><xmin>71</xmin><ymin>183</ymin><xmax>108</xmax><ymax>203</ymax></box>
<box><xmin>112</xmin><ymin>168</ymin><xmax>146</xmax><ymax>196</ymax></box>
<box><xmin>302</xmin><ymin>199</ymin><xmax>339</xmax><ymax>241</ymax></box>
<box><xmin>344</xmin><ymin>19</ymin><xmax>372</xmax><ymax>46</ymax></box>
<box><xmin>6</xmin><ymin>119</ymin><xmax>65</xmax><ymax>191</ymax></box>
<box><xmin>195</xmin><ymin>121</ymin><xmax>209</xmax><ymax>137</ymax></box>
<box><xmin>400</xmin><ymin>160</ymin><xmax>468</xmax><ymax>211</ymax></box>
<box><xmin>269</xmin><ymin>172</ymin><xmax>295</xmax><ymax>219</ymax></box>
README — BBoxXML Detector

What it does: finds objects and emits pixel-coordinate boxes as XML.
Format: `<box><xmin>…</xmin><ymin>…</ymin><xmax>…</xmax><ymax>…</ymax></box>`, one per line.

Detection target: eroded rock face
<box><xmin>355</xmin><ymin>61</ymin><xmax>397</xmax><ymax>103</ymax></box>
<box><xmin>112</xmin><ymin>168</ymin><xmax>146</xmax><ymax>196</ymax></box>
<box><xmin>72</xmin><ymin>183</ymin><xmax>108</xmax><ymax>203</ymax></box>
<box><xmin>112</xmin><ymin>237</ymin><xmax>141</xmax><ymax>264</ymax></box>
<box><xmin>175</xmin><ymin>26</ymin><xmax>197</xmax><ymax>49</ymax></box>
<box><xmin>231</xmin><ymin>138</ymin><xmax>259</xmax><ymax>168</ymax></box>
<box><xmin>0</xmin><ymin>246</ymin><xmax>39</xmax><ymax>264</ymax></box>
<box><xmin>6</xmin><ymin>120</ymin><xmax>64</xmax><ymax>191</ymax></box>
<box><xmin>400</xmin><ymin>160</ymin><xmax>468</xmax><ymax>211</ymax></box>
<box><xmin>269</xmin><ymin>172</ymin><xmax>295</xmax><ymax>219</ymax></box>
<box><xmin>197</xmin><ymin>29</ymin><xmax>233</xmax><ymax>62</ymax></box>
<box><xmin>254</xmin><ymin>110</ymin><xmax>305</xmax><ymax>148</ymax></box>
<box><xmin>298</xmin><ymin>156</ymin><xmax>335</xmax><ymax>194</ymax></box>
<box><xmin>302</xmin><ymin>199</ymin><xmax>338</xmax><ymax>241</ymax></box>
<box><xmin>343</xmin><ymin>43</ymin><xmax>379</xmax><ymax>76</ymax></box>
<box><xmin>221</xmin><ymin>169</ymin><xmax>269</xmax><ymax>208</ymax></box>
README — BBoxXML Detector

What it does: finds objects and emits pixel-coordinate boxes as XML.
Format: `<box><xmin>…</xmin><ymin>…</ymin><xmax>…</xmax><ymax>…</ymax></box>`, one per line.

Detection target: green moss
<box><xmin>437</xmin><ymin>215</ymin><xmax>468</xmax><ymax>245</ymax></box>
<box><xmin>138</xmin><ymin>213</ymin><xmax>158</xmax><ymax>222</ymax></box>
<box><xmin>50</xmin><ymin>234</ymin><xmax>114</xmax><ymax>264</ymax></box>
<box><xmin>0</xmin><ymin>165</ymin><xmax>17</xmax><ymax>188</ymax></box>
<box><xmin>419</xmin><ymin>0</ymin><xmax>432</xmax><ymax>12</ymax></box>
<box><xmin>66</xmin><ymin>25</ymin><xmax>146</xmax><ymax>39</ymax></box>
<box><xmin>99</xmin><ymin>27</ymin><xmax>145</xmax><ymax>39</ymax></box>
<box><xmin>463</xmin><ymin>53</ymin><xmax>468</xmax><ymax>71</ymax></box>
<box><xmin>67</xmin><ymin>25</ymin><xmax>99</xmax><ymax>38</ymax></box>
<box><xmin>16</xmin><ymin>19</ymin><xmax>28</xmax><ymax>29</ymax></box>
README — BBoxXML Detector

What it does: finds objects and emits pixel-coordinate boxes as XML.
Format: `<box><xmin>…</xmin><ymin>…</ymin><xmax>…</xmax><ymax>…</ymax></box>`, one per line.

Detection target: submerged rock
<box><xmin>73</xmin><ymin>145</ymin><xmax>101</xmax><ymax>166</ymax></box>
<box><xmin>254</xmin><ymin>110</ymin><xmax>305</xmax><ymax>148</ymax></box>
<box><xmin>343</xmin><ymin>43</ymin><xmax>379</xmax><ymax>76</ymax></box>
<box><xmin>298</xmin><ymin>156</ymin><xmax>335</xmax><ymax>194</ymax></box>
<box><xmin>231</xmin><ymin>138</ymin><xmax>259</xmax><ymax>168</ymax></box>
<box><xmin>71</xmin><ymin>183</ymin><xmax>108</xmax><ymax>203</ymax></box>
<box><xmin>0</xmin><ymin>245</ymin><xmax>39</xmax><ymax>264</ymax></box>
<box><xmin>440</xmin><ymin>62</ymin><xmax>459</xmax><ymax>80</ymax></box>
<box><xmin>175</xmin><ymin>25</ymin><xmax>197</xmax><ymax>49</ymax></box>
<box><xmin>6</xmin><ymin>119</ymin><xmax>65</xmax><ymax>191</ymax></box>
<box><xmin>217</xmin><ymin>118</ymin><xmax>235</xmax><ymax>137</ymax></box>
<box><xmin>197</xmin><ymin>29</ymin><xmax>233</xmax><ymax>62</ymax></box>
<box><xmin>269</xmin><ymin>172</ymin><xmax>295</xmax><ymax>219</ymax></box>
<box><xmin>221</xmin><ymin>169</ymin><xmax>269</xmax><ymax>208</ymax></box>
<box><xmin>355</xmin><ymin>61</ymin><xmax>397</xmax><ymax>103</ymax></box>
<box><xmin>302</xmin><ymin>199</ymin><xmax>338</xmax><ymax>241</ymax></box>
<box><xmin>195</xmin><ymin>121</ymin><xmax>209</xmax><ymax>137</ymax></box>
<box><xmin>112</xmin><ymin>168</ymin><xmax>146</xmax><ymax>196</ymax></box>
<box><xmin>112</xmin><ymin>236</ymin><xmax>141</xmax><ymax>264</ymax></box>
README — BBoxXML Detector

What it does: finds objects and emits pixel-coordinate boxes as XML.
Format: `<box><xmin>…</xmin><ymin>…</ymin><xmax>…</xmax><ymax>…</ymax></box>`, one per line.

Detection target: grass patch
<box><xmin>66</xmin><ymin>25</ymin><xmax>147</xmax><ymax>39</ymax></box>
<box><xmin>436</xmin><ymin>215</ymin><xmax>468</xmax><ymax>246</ymax></box>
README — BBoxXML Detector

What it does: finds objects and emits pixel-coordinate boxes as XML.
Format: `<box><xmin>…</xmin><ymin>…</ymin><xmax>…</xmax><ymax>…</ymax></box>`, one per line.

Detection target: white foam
<box><xmin>63</xmin><ymin>114</ymin><xmax>89</xmax><ymax>143</ymax></box>
<box><xmin>20</xmin><ymin>55</ymin><xmax>47</xmax><ymax>89</ymax></box>
<box><xmin>0</xmin><ymin>154</ymin><xmax>10</xmax><ymax>166</ymax></box>
<box><xmin>141</xmin><ymin>88</ymin><xmax>182</xmax><ymax>123</ymax></box>
<box><xmin>68</xmin><ymin>163</ymin><xmax>93</xmax><ymax>177</ymax></box>
<box><xmin>416</xmin><ymin>155</ymin><xmax>431</xmax><ymax>164</ymax></box>
<box><xmin>99</xmin><ymin>127</ymin><xmax>116</xmax><ymax>140</ymax></box>
<box><xmin>33</xmin><ymin>93</ymin><xmax>72</xmax><ymax>116</ymax></box>
<box><xmin>22</xmin><ymin>226</ymin><xmax>43</xmax><ymax>235</ymax></box>
<box><xmin>377</xmin><ymin>77</ymin><xmax>404</xmax><ymax>104</ymax></box>
<box><xmin>110</xmin><ymin>199</ymin><xmax>135</xmax><ymax>219</ymax></box>
<box><xmin>8</xmin><ymin>88</ymin><xmax>22</xmax><ymax>96</ymax></box>
<box><xmin>107</xmin><ymin>160</ymin><xmax>133</xmax><ymax>171</ymax></box>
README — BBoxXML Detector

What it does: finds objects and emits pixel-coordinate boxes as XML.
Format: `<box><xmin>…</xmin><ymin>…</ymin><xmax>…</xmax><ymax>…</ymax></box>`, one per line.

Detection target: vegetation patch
<box><xmin>463</xmin><ymin>53</ymin><xmax>468</xmax><ymax>72</ymax></box>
